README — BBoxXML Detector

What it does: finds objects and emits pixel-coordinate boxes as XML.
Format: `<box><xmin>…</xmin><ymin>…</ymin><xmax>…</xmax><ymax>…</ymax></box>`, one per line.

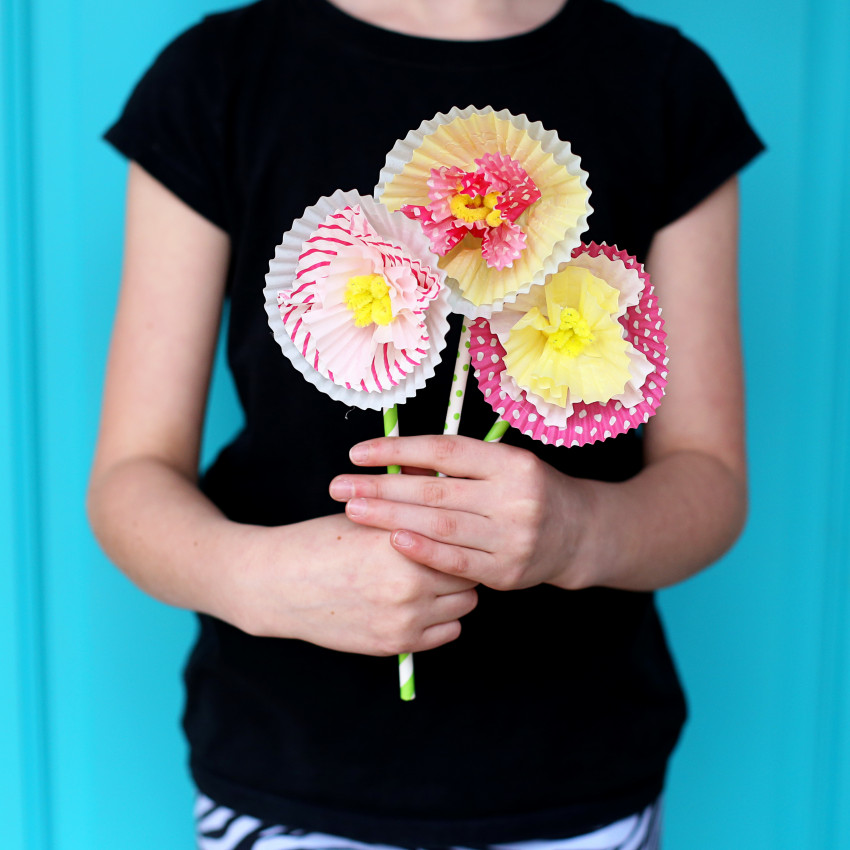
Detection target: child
<box><xmin>89</xmin><ymin>0</ymin><xmax>763</xmax><ymax>847</ymax></box>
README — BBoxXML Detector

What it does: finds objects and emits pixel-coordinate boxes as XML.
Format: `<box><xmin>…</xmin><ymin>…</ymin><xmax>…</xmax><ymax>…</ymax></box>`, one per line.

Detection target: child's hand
<box><xmin>228</xmin><ymin>513</ymin><xmax>479</xmax><ymax>656</ymax></box>
<box><xmin>329</xmin><ymin>436</ymin><xmax>593</xmax><ymax>591</ymax></box>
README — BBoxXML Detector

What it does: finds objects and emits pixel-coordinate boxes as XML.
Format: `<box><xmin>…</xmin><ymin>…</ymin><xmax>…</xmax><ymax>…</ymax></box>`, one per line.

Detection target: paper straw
<box><xmin>383</xmin><ymin>405</ymin><xmax>402</xmax><ymax>474</ymax></box>
<box><xmin>383</xmin><ymin>404</ymin><xmax>415</xmax><ymax>701</ymax></box>
<box><xmin>398</xmin><ymin>653</ymin><xmax>415</xmax><ymax>702</ymax></box>
<box><xmin>443</xmin><ymin>324</ymin><xmax>472</xmax><ymax>436</ymax></box>
<box><xmin>484</xmin><ymin>418</ymin><xmax>510</xmax><ymax>443</ymax></box>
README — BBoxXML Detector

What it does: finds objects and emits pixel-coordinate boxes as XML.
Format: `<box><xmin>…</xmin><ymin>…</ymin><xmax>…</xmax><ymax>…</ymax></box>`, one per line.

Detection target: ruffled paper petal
<box><xmin>481</xmin><ymin>220</ymin><xmax>527</xmax><ymax>270</ymax></box>
<box><xmin>470</xmin><ymin>243</ymin><xmax>668</xmax><ymax>446</ymax></box>
<box><xmin>505</xmin><ymin>322</ymin><xmax>632</xmax><ymax>406</ymax></box>
<box><xmin>264</xmin><ymin>190</ymin><xmax>450</xmax><ymax>411</ymax></box>
<box><xmin>500</xmin><ymin>266</ymin><xmax>633</xmax><ymax>405</ymax></box>
<box><xmin>281</xmin><ymin>203</ymin><xmax>443</xmax><ymax>387</ymax></box>
<box><xmin>499</xmin><ymin>367</ymin><xmax>574</xmax><ymax>427</ymax></box>
<box><xmin>413</xmin><ymin>208</ymin><xmax>469</xmax><ymax>256</ymax></box>
<box><xmin>476</xmin><ymin>152</ymin><xmax>542</xmax><ymax>222</ymax></box>
<box><xmin>376</xmin><ymin>105</ymin><xmax>592</xmax><ymax>318</ymax></box>
<box><xmin>427</xmin><ymin>166</ymin><xmax>469</xmax><ymax>221</ymax></box>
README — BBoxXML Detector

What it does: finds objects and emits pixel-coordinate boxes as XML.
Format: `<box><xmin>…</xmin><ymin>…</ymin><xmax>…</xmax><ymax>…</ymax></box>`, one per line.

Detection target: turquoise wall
<box><xmin>1</xmin><ymin>1</ymin><xmax>847</xmax><ymax>848</ymax></box>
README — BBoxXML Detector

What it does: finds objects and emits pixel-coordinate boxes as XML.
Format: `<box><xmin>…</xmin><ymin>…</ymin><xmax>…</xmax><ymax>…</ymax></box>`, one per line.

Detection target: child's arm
<box><xmin>329</xmin><ymin>177</ymin><xmax>747</xmax><ymax>592</ymax></box>
<box><xmin>87</xmin><ymin>163</ymin><xmax>477</xmax><ymax>656</ymax></box>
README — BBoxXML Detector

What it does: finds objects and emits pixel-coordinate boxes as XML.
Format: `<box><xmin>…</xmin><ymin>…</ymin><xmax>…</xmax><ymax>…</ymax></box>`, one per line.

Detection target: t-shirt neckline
<box><xmin>292</xmin><ymin>0</ymin><xmax>589</xmax><ymax>66</ymax></box>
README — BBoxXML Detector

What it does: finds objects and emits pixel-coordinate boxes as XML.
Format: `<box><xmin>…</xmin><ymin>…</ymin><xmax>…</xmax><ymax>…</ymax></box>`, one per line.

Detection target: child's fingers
<box><xmin>329</xmin><ymin>473</ymin><xmax>481</xmax><ymax>513</ymax></box>
<box><xmin>431</xmin><ymin>587</ymin><xmax>479</xmax><ymax>623</ymax></box>
<box><xmin>393</xmin><ymin>591</ymin><xmax>477</xmax><ymax>655</ymax></box>
<box><xmin>345</xmin><ymin>497</ymin><xmax>494</xmax><ymax>552</ymax></box>
<box><xmin>415</xmin><ymin>621</ymin><xmax>463</xmax><ymax>653</ymax></box>
<box><xmin>349</xmin><ymin>434</ymin><xmax>512</xmax><ymax>479</ymax></box>
<box><xmin>390</xmin><ymin>529</ymin><xmax>496</xmax><ymax>583</ymax></box>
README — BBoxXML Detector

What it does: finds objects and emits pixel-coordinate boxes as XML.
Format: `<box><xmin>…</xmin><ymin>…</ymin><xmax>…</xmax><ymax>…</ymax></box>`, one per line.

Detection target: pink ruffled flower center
<box><xmin>401</xmin><ymin>153</ymin><xmax>541</xmax><ymax>271</ymax></box>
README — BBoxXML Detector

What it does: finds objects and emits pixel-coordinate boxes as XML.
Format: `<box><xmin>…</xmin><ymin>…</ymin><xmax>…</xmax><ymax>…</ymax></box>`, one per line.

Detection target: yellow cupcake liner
<box><xmin>376</xmin><ymin>105</ymin><xmax>592</xmax><ymax>318</ymax></box>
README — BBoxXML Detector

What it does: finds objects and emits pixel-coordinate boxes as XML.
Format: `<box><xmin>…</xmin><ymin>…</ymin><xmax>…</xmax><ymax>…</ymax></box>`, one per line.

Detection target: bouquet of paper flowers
<box><xmin>265</xmin><ymin>106</ymin><xmax>667</xmax><ymax>701</ymax></box>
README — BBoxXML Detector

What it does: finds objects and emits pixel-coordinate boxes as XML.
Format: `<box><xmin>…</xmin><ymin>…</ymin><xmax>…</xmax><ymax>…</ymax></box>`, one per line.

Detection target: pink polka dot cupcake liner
<box><xmin>470</xmin><ymin>243</ymin><xmax>668</xmax><ymax>447</ymax></box>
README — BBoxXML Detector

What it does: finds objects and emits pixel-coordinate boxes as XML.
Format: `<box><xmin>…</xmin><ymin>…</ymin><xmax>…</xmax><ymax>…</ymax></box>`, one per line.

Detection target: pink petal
<box><xmin>481</xmin><ymin>221</ymin><xmax>527</xmax><ymax>270</ymax></box>
<box><xmin>457</xmin><ymin>171</ymin><xmax>489</xmax><ymax>198</ymax></box>
<box><xmin>475</xmin><ymin>152</ymin><xmax>541</xmax><ymax>223</ymax></box>
<box><xmin>401</xmin><ymin>203</ymin><xmax>432</xmax><ymax>223</ymax></box>
<box><xmin>427</xmin><ymin>166</ymin><xmax>467</xmax><ymax>210</ymax></box>
<box><xmin>420</xmin><ymin>215</ymin><xmax>469</xmax><ymax>256</ymax></box>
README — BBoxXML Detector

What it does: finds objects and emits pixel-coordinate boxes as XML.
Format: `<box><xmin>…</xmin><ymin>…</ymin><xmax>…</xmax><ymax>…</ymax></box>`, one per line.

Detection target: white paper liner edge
<box><xmin>374</xmin><ymin>105</ymin><xmax>592</xmax><ymax>319</ymax></box>
<box><xmin>264</xmin><ymin>189</ymin><xmax>451</xmax><ymax>411</ymax></box>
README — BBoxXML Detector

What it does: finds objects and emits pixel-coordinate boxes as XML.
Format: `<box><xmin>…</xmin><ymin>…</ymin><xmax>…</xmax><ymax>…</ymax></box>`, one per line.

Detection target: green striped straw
<box><xmin>383</xmin><ymin>404</ymin><xmax>415</xmax><ymax>701</ymax></box>
<box><xmin>383</xmin><ymin>404</ymin><xmax>401</xmax><ymax>474</ymax></box>
<box><xmin>443</xmin><ymin>324</ymin><xmax>472</xmax><ymax>438</ymax></box>
<box><xmin>398</xmin><ymin>652</ymin><xmax>415</xmax><ymax>702</ymax></box>
<box><xmin>484</xmin><ymin>418</ymin><xmax>510</xmax><ymax>443</ymax></box>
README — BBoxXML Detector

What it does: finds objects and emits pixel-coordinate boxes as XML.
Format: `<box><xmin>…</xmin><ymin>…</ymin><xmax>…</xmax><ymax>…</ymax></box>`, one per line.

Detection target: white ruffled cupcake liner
<box><xmin>264</xmin><ymin>190</ymin><xmax>451</xmax><ymax>411</ymax></box>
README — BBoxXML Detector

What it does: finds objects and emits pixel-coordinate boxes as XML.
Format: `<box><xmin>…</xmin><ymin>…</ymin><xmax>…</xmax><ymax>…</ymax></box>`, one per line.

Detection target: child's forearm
<box><xmin>87</xmin><ymin>455</ymin><xmax>261</xmax><ymax>625</ymax></box>
<box><xmin>87</xmin><ymin>455</ymin><xmax>479</xmax><ymax>655</ymax></box>
<box><xmin>553</xmin><ymin>449</ymin><xmax>747</xmax><ymax>592</ymax></box>
<box><xmin>91</xmin><ymin>165</ymin><xmax>476</xmax><ymax>655</ymax></box>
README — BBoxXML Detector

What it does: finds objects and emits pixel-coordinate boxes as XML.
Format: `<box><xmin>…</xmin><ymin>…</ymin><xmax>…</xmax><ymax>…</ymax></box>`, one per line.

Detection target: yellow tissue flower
<box><xmin>503</xmin><ymin>267</ymin><xmax>633</xmax><ymax>406</ymax></box>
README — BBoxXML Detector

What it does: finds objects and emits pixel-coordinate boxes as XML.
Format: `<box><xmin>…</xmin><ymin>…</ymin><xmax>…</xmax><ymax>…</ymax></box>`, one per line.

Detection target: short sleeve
<box><xmin>657</xmin><ymin>33</ymin><xmax>765</xmax><ymax>228</ymax></box>
<box><xmin>104</xmin><ymin>19</ymin><xmax>230</xmax><ymax>231</ymax></box>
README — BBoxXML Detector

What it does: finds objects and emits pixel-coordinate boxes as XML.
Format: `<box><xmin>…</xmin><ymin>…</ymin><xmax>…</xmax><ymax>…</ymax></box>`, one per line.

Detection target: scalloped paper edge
<box><xmin>264</xmin><ymin>190</ymin><xmax>451</xmax><ymax>411</ymax></box>
<box><xmin>375</xmin><ymin>105</ymin><xmax>592</xmax><ymax>319</ymax></box>
<box><xmin>470</xmin><ymin>243</ymin><xmax>668</xmax><ymax>446</ymax></box>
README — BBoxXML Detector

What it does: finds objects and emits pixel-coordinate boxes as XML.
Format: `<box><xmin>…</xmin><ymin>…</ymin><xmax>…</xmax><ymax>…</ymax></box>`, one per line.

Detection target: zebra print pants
<box><xmin>194</xmin><ymin>793</ymin><xmax>662</xmax><ymax>850</ymax></box>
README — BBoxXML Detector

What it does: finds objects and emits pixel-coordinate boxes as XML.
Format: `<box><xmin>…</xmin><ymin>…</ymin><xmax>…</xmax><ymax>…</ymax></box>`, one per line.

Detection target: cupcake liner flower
<box><xmin>264</xmin><ymin>190</ymin><xmax>451</xmax><ymax>411</ymax></box>
<box><xmin>376</xmin><ymin>105</ymin><xmax>592</xmax><ymax>318</ymax></box>
<box><xmin>471</xmin><ymin>243</ymin><xmax>668</xmax><ymax>446</ymax></box>
<box><xmin>403</xmin><ymin>153</ymin><xmax>541</xmax><ymax>271</ymax></box>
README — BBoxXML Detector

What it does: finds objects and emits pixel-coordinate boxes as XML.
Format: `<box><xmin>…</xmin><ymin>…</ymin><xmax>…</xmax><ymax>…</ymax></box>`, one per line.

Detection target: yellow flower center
<box><xmin>345</xmin><ymin>274</ymin><xmax>393</xmax><ymax>327</ymax></box>
<box><xmin>546</xmin><ymin>307</ymin><xmax>595</xmax><ymax>357</ymax></box>
<box><xmin>449</xmin><ymin>191</ymin><xmax>505</xmax><ymax>227</ymax></box>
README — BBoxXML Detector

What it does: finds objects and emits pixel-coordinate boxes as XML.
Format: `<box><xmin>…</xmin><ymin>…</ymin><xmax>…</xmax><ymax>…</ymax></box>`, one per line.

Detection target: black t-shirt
<box><xmin>105</xmin><ymin>0</ymin><xmax>764</xmax><ymax>845</ymax></box>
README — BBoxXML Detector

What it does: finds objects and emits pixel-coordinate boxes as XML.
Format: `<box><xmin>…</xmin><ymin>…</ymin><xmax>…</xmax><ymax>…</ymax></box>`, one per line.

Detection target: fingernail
<box><xmin>349</xmin><ymin>444</ymin><xmax>369</xmax><ymax>463</ymax></box>
<box><xmin>392</xmin><ymin>530</ymin><xmax>413</xmax><ymax>548</ymax></box>
<box><xmin>329</xmin><ymin>479</ymin><xmax>354</xmax><ymax>500</ymax></box>
<box><xmin>347</xmin><ymin>498</ymin><xmax>367</xmax><ymax>517</ymax></box>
